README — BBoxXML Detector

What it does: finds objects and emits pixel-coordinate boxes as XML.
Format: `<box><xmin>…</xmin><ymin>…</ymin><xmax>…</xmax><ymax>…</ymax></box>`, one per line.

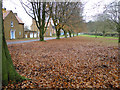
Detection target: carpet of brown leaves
<box><xmin>4</xmin><ymin>36</ymin><xmax>119</xmax><ymax>88</ymax></box>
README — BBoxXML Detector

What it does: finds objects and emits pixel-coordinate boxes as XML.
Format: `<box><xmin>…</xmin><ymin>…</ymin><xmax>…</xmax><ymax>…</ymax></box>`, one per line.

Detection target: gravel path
<box><xmin>7</xmin><ymin>37</ymin><xmax>57</xmax><ymax>45</ymax></box>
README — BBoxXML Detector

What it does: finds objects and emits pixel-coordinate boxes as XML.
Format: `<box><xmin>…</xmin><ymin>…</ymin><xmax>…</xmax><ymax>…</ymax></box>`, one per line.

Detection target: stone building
<box><xmin>3</xmin><ymin>9</ymin><xmax>24</xmax><ymax>40</ymax></box>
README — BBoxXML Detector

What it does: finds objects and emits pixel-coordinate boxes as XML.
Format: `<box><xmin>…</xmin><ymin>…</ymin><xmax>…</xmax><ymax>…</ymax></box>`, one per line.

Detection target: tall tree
<box><xmin>104</xmin><ymin>1</ymin><xmax>120</xmax><ymax>43</ymax></box>
<box><xmin>1</xmin><ymin>0</ymin><xmax>26</xmax><ymax>86</ymax></box>
<box><xmin>94</xmin><ymin>13</ymin><xmax>115</xmax><ymax>37</ymax></box>
<box><xmin>20</xmin><ymin>0</ymin><xmax>51</xmax><ymax>41</ymax></box>
<box><xmin>50</xmin><ymin>2</ymin><xmax>83</xmax><ymax>39</ymax></box>
<box><xmin>65</xmin><ymin>8</ymin><xmax>85</xmax><ymax>36</ymax></box>
<box><xmin>61</xmin><ymin>2</ymin><xmax>84</xmax><ymax>37</ymax></box>
<box><xmin>59</xmin><ymin>2</ymin><xmax>83</xmax><ymax>37</ymax></box>
<box><xmin>86</xmin><ymin>14</ymin><xmax>116</xmax><ymax>37</ymax></box>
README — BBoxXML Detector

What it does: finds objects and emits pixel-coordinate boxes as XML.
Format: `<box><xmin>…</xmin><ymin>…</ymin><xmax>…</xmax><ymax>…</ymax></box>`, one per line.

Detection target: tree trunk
<box><xmin>95</xmin><ymin>30</ymin><xmax>97</xmax><ymax>38</ymax></box>
<box><xmin>64</xmin><ymin>30</ymin><xmax>67</xmax><ymax>38</ymax></box>
<box><xmin>118</xmin><ymin>32</ymin><xmax>120</xmax><ymax>44</ymax></box>
<box><xmin>40</xmin><ymin>35</ymin><xmax>44</xmax><ymax>41</ymax></box>
<box><xmin>118</xmin><ymin>33</ymin><xmax>120</xmax><ymax>62</ymax></box>
<box><xmin>38</xmin><ymin>3</ymin><xmax>46</xmax><ymax>42</ymax></box>
<box><xmin>56</xmin><ymin>29</ymin><xmax>60</xmax><ymax>39</ymax></box>
<box><xmin>2</xmin><ymin>36</ymin><xmax>26</xmax><ymax>86</ymax></box>
<box><xmin>73</xmin><ymin>32</ymin><xmax>74</xmax><ymax>37</ymax></box>
<box><xmin>77</xmin><ymin>33</ymin><xmax>78</xmax><ymax>36</ymax></box>
<box><xmin>39</xmin><ymin>29</ymin><xmax>44</xmax><ymax>41</ymax></box>
<box><xmin>103</xmin><ymin>30</ymin><xmax>105</xmax><ymax>37</ymax></box>
<box><xmin>68</xmin><ymin>31</ymin><xmax>71</xmax><ymax>37</ymax></box>
<box><xmin>0</xmin><ymin>2</ymin><xmax>26</xmax><ymax>86</ymax></box>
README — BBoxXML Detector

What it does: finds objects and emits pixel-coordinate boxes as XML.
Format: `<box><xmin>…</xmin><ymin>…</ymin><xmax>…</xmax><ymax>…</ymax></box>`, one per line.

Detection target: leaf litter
<box><xmin>3</xmin><ymin>36</ymin><xmax>119</xmax><ymax>88</ymax></box>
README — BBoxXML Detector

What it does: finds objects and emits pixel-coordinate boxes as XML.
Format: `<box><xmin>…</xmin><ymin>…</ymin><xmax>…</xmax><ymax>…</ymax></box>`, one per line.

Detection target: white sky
<box><xmin>82</xmin><ymin>0</ymin><xmax>116</xmax><ymax>22</ymax></box>
<box><xmin>3</xmin><ymin>0</ymin><xmax>116</xmax><ymax>29</ymax></box>
<box><xmin>3</xmin><ymin>0</ymin><xmax>32</xmax><ymax>29</ymax></box>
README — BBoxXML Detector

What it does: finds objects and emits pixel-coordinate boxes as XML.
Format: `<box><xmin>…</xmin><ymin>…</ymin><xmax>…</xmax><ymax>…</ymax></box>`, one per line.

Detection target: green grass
<box><xmin>79</xmin><ymin>34</ymin><xmax>118</xmax><ymax>39</ymax></box>
<box><xmin>79</xmin><ymin>34</ymin><xmax>119</xmax><ymax>44</ymax></box>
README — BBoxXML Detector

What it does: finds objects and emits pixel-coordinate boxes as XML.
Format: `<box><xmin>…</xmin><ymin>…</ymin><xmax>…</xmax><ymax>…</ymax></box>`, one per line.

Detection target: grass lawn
<box><xmin>79</xmin><ymin>34</ymin><xmax>118</xmax><ymax>39</ymax></box>
<box><xmin>4</xmin><ymin>36</ymin><xmax>119</xmax><ymax>88</ymax></box>
<box><xmin>78</xmin><ymin>35</ymin><xmax>119</xmax><ymax>43</ymax></box>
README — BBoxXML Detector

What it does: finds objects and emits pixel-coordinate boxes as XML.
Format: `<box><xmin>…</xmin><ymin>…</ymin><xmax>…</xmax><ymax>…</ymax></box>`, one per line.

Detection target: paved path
<box><xmin>7</xmin><ymin>37</ymin><xmax>57</xmax><ymax>45</ymax></box>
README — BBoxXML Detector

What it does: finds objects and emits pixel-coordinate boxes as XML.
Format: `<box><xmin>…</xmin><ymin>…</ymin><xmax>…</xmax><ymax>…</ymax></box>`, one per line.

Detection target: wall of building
<box><xmin>31</xmin><ymin>19</ymin><xmax>39</xmax><ymax>32</ymax></box>
<box><xmin>24</xmin><ymin>31</ymin><xmax>37</xmax><ymax>38</ymax></box>
<box><xmin>24</xmin><ymin>31</ymin><xmax>30</xmax><ymax>38</ymax></box>
<box><xmin>18</xmin><ymin>24</ymin><xmax>24</xmax><ymax>39</ymax></box>
<box><xmin>44</xmin><ymin>24</ymin><xmax>52</xmax><ymax>36</ymax></box>
<box><xmin>31</xmin><ymin>19</ymin><xmax>56</xmax><ymax>37</ymax></box>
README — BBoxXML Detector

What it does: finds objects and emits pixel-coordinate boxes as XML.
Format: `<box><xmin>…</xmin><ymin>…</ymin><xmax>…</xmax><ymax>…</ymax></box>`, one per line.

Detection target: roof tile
<box><xmin>3</xmin><ymin>10</ymin><xmax>24</xmax><ymax>24</ymax></box>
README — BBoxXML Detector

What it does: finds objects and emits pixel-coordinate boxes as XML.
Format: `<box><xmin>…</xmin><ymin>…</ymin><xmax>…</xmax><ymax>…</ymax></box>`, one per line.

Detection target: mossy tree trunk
<box><xmin>2</xmin><ymin>35</ymin><xmax>26</xmax><ymax>86</ymax></box>
<box><xmin>0</xmin><ymin>1</ymin><xmax>26</xmax><ymax>86</ymax></box>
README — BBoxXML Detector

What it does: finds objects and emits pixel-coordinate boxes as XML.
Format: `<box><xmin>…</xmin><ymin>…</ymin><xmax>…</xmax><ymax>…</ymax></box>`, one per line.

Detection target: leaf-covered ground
<box><xmin>3</xmin><ymin>36</ymin><xmax>119</xmax><ymax>88</ymax></box>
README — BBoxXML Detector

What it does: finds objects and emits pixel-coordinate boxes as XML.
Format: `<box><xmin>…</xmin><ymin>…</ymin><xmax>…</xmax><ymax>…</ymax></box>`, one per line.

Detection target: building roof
<box><xmin>15</xmin><ymin>15</ymin><xmax>24</xmax><ymax>24</ymax></box>
<box><xmin>3</xmin><ymin>10</ymin><xmax>11</xmax><ymax>19</ymax></box>
<box><xmin>3</xmin><ymin>10</ymin><xmax>24</xmax><ymax>24</ymax></box>
<box><xmin>24</xmin><ymin>28</ymin><xmax>31</xmax><ymax>31</ymax></box>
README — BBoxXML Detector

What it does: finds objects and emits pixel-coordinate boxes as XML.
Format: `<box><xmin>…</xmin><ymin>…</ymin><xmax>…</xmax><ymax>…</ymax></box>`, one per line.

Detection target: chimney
<box><xmin>4</xmin><ymin>8</ymin><xmax>6</xmax><ymax>10</ymax></box>
<box><xmin>14</xmin><ymin>13</ymin><xmax>17</xmax><ymax>16</ymax></box>
<box><xmin>2</xmin><ymin>8</ymin><xmax>6</xmax><ymax>13</ymax></box>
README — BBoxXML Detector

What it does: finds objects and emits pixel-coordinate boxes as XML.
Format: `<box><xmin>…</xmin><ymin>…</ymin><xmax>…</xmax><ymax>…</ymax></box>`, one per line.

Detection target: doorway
<box><xmin>10</xmin><ymin>30</ymin><xmax>15</xmax><ymax>39</ymax></box>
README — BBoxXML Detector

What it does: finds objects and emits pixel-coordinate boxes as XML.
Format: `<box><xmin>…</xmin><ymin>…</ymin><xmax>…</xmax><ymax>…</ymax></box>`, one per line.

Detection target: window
<box><xmin>19</xmin><ymin>32</ymin><xmax>21</xmax><ymax>35</ymax></box>
<box><xmin>11</xmin><ymin>21</ymin><xmax>13</xmax><ymax>27</ymax></box>
<box><xmin>38</xmin><ymin>32</ymin><xmax>39</xmax><ymax>37</ymax></box>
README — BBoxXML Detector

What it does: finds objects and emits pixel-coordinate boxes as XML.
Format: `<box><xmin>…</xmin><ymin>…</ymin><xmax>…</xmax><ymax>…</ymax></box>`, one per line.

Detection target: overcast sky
<box><xmin>3</xmin><ymin>0</ymin><xmax>115</xmax><ymax>29</ymax></box>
